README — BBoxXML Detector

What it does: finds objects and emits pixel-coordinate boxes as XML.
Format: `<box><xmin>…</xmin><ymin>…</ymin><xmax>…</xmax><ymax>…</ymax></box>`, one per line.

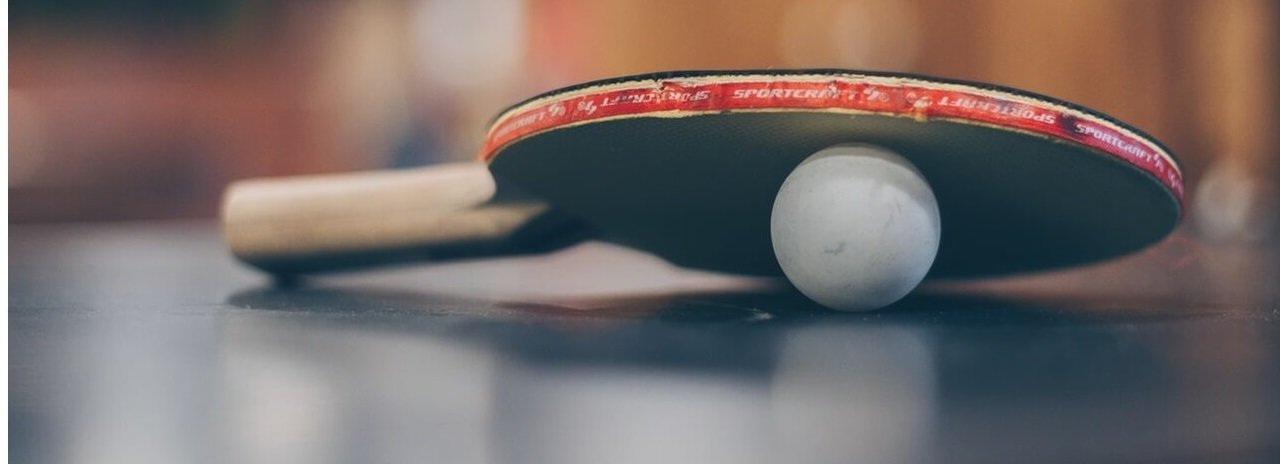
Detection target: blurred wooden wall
<box><xmin>10</xmin><ymin>0</ymin><xmax>1279</xmax><ymax>233</ymax></box>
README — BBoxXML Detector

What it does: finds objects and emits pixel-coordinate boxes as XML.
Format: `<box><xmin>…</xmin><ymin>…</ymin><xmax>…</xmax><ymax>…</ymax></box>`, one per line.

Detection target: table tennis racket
<box><xmin>223</xmin><ymin>69</ymin><xmax>1183</xmax><ymax>279</ymax></box>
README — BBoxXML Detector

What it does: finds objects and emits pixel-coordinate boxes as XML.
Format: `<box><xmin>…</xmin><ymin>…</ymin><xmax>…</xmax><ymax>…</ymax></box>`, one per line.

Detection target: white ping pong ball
<box><xmin>770</xmin><ymin>145</ymin><xmax>941</xmax><ymax>311</ymax></box>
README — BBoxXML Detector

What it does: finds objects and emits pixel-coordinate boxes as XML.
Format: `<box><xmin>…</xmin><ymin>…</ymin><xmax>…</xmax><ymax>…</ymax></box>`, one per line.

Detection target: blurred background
<box><xmin>9</xmin><ymin>0</ymin><xmax>1279</xmax><ymax>243</ymax></box>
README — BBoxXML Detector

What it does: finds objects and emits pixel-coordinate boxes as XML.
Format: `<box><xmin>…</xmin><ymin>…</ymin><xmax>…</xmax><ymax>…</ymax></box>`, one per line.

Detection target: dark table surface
<box><xmin>10</xmin><ymin>221</ymin><xmax>1280</xmax><ymax>464</ymax></box>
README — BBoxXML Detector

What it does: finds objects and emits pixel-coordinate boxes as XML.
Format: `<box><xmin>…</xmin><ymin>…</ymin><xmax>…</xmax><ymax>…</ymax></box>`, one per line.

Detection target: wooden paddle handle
<box><xmin>222</xmin><ymin>163</ymin><xmax>574</xmax><ymax>275</ymax></box>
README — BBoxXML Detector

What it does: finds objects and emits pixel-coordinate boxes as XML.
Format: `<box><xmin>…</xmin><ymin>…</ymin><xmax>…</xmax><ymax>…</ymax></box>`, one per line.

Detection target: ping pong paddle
<box><xmin>223</xmin><ymin>69</ymin><xmax>1183</xmax><ymax>278</ymax></box>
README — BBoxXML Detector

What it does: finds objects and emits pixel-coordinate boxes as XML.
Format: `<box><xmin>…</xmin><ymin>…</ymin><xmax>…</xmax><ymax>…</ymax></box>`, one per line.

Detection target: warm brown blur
<box><xmin>9</xmin><ymin>0</ymin><xmax>1279</xmax><ymax>240</ymax></box>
